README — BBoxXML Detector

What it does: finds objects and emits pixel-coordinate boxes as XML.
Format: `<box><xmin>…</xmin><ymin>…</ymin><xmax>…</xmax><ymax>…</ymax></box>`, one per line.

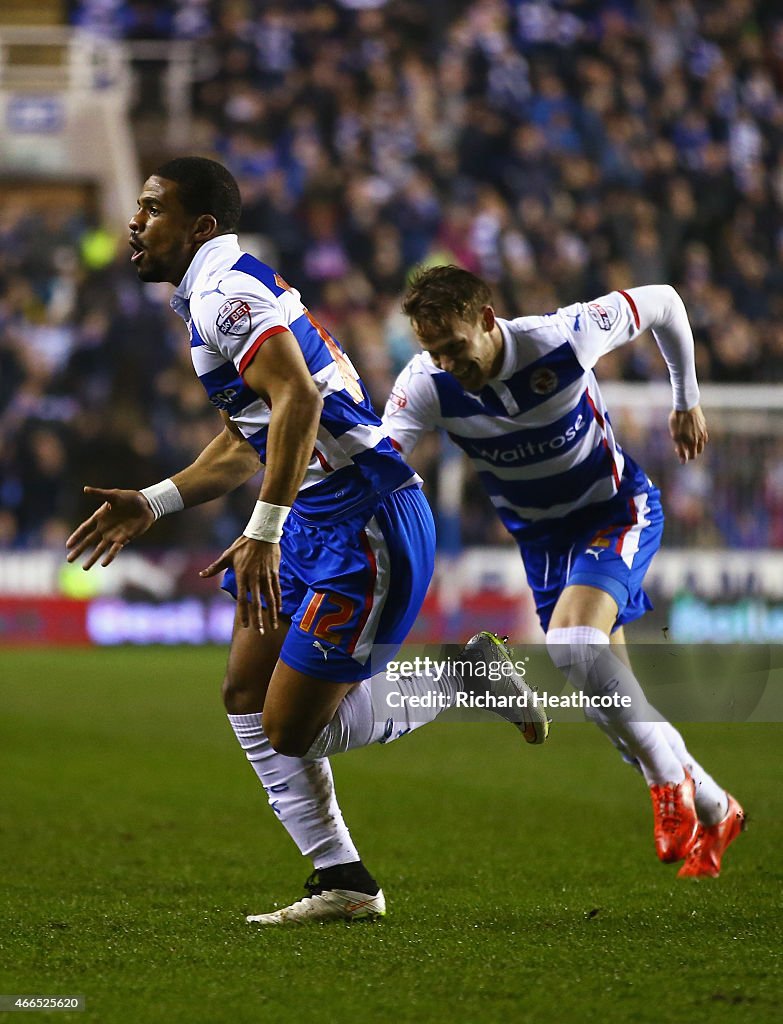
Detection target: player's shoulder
<box><xmin>501</xmin><ymin>312</ymin><xmax>566</xmax><ymax>338</ymax></box>
<box><xmin>396</xmin><ymin>351</ymin><xmax>440</xmax><ymax>383</ymax></box>
<box><xmin>191</xmin><ymin>265</ymin><xmax>277</xmax><ymax>312</ymax></box>
<box><xmin>189</xmin><ymin>263</ymin><xmax>289</xmax><ymax>345</ymax></box>
<box><xmin>224</xmin><ymin>254</ymin><xmax>305</xmax><ymax>304</ymax></box>
<box><xmin>557</xmin><ymin>291</ymin><xmax>635</xmax><ymax>333</ymax></box>
<box><xmin>497</xmin><ymin>313</ymin><xmax>573</xmax><ymax>371</ymax></box>
<box><xmin>503</xmin><ymin>293</ymin><xmax>629</xmax><ymax>345</ymax></box>
<box><xmin>387</xmin><ymin>352</ymin><xmax>438</xmax><ymax>410</ymax></box>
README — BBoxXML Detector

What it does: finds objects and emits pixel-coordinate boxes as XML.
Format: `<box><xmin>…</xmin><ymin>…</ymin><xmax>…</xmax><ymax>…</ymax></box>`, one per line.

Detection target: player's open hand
<box><xmin>669</xmin><ymin>405</ymin><xmax>708</xmax><ymax>464</ymax></box>
<box><xmin>200</xmin><ymin>535</ymin><xmax>282</xmax><ymax>633</ymax></box>
<box><xmin>66</xmin><ymin>486</ymin><xmax>156</xmax><ymax>568</ymax></box>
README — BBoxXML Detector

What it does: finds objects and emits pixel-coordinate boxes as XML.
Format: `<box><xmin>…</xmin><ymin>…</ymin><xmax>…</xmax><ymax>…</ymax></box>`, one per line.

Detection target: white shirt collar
<box><xmin>492</xmin><ymin>318</ymin><xmax>515</xmax><ymax>381</ymax></box>
<box><xmin>170</xmin><ymin>234</ymin><xmax>241</xmax><ymax>318</ymax></box>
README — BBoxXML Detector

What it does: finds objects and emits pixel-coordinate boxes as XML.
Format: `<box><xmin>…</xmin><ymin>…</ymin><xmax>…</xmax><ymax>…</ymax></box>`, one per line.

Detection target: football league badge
<box><xmin>216</xmin><ymin>298</ymin><xmax>252</xmax><ymax>336</ymax></box>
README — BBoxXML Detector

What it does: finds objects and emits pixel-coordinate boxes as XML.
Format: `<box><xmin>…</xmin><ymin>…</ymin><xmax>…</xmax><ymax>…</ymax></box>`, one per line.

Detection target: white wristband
<box><xmin>140</xmin><ymin>479</ymin><xmax>184</xmax><ymax>520</ymax></box>
<box><xmin>243</xmin><ymin>501</ymin><xmax>290</xmax><ymax>543</ymax></box>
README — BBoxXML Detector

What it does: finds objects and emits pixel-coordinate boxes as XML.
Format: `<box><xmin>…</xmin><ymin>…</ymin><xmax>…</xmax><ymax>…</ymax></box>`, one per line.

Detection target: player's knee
<box><xmin>545</xmin><ymin>626</ymin><xmax>610</xmax><ymax>672</ymax></box>
<box><xmin>262</xmin><ymin>714</ymin><xmax>312</xmax><ymax>758</ymax></box>
<box><xmin>545</xmin><ymin>630</ymin><xmax>571</xmax><ymax>672</ymax></box>
<box><xmin>222</xmin><ymin>671</ymin><xmax>264</xmax><ymax>715</ymax></box>
<box><xmin>545</xmin><ymin>629</ymin><xmax>582</xmax><ymax>673</ymax></box>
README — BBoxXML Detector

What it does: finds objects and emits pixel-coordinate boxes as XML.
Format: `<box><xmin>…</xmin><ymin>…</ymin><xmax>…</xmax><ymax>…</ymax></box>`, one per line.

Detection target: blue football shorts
<box><xmin>516</xmin><ymin>486</ymin><xmax>664</xmax><ymax>633</ymax></box>
<box><xmin>222</xmin><ymin>484</ymin><xmax>435</xmax><ymax>682</ymax></box>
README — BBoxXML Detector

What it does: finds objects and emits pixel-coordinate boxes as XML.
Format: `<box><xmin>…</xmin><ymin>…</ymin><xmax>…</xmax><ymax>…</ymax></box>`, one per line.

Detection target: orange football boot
<box><xmin>677</xmin><ymin>794</ymin><xmax>746</xmax><ymax>879</ymax></box>
<box><xmin>650</xmin><ymin>770</ymin><xmax>699</xmax><ymax>863</ymax></box>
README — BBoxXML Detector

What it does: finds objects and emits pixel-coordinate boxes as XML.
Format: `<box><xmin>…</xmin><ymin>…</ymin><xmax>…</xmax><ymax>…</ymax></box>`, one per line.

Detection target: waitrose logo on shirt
<box><xmin>466</xmin><ymin>413</ymin><xmax>588</xmax><ymax>464</ymax></box>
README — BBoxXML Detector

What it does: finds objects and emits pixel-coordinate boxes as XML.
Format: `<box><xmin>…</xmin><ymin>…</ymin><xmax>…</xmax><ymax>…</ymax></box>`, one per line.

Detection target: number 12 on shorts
<box><xmin>300</xmin><ymin>591</ymin><xmax>357</xmax><ymax>643</ymax></box>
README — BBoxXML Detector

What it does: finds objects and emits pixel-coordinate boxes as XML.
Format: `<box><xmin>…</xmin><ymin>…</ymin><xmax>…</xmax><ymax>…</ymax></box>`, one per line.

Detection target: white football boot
<box><xmin>459</xmin><ymin>631</ymin><xmax>550</xmax><ymax>744</ymax></box>
<box><xmin>247</xmin><ymin>871</ymin><xmax>386</xmax><ymax>925</ymax></box>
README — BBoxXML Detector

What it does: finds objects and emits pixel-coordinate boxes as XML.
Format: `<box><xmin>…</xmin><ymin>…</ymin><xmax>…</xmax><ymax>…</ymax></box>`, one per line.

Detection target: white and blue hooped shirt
<box><xmin>383</xmin><ymin>291</ymin><xmax>653</xmax><ymax>540</ymax></box>
<box><xmin>171</xmin><ymin>235</ymin><xmax>417</xmax><ymax>519</ymax></box>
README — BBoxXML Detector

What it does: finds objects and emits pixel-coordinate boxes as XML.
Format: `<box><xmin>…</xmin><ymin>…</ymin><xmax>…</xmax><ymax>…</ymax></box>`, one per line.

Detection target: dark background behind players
<box><xmin>3</xmin><ymin>0</ymin><xmax>783</xmax><ymax>550</ymax></box>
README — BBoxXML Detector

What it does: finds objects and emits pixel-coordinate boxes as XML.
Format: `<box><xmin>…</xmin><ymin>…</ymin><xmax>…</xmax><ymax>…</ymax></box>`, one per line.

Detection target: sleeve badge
<box><xmin>587</xmin><ymin>303</ymin><xmax>618</xmax><ymax>331</ymax></box>
<box><xmin>216</xmin><ymin>298</ymin><xmax>252</xmax><ymax>336</ymax></box>
<box><xmin>388</xmin><ymin>385</ymin><xmax>408</xmax><ymax>411</ymax></box>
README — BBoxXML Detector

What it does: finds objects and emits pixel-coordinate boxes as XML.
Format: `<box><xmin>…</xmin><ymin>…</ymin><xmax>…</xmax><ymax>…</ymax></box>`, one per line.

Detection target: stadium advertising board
<box><xmin>1</xmin><ymin>550</ymin><xmax>783</xmax><ymax>646</ymax></box>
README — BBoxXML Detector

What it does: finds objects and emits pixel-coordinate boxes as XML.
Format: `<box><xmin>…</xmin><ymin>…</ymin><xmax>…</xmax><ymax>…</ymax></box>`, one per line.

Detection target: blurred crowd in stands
<box><xmin>3</xmin><ymin>0</ymin><xmax>783</xmax><ymax>552</ymax></box>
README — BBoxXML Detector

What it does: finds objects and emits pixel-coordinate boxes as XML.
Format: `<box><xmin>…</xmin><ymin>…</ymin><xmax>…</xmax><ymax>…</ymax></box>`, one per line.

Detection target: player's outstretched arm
<box><xmin>66</xmin><ymin>487</ymin><xmax>155</xmax><ymax>568</ymax></box>
<box><xmin>619</xmin><ymin>286</ymin><xmax>708</xmax><ymax>463</ymax></box>
<box><xmin>67</xmin><ymin>414</ymin><xmax>260</xmax><ymax>569</ymax></box>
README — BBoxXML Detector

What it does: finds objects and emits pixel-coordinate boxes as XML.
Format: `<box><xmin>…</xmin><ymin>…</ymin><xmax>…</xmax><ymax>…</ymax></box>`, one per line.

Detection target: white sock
<box><xmin>582</xmin><ymin>701</ymin><xmax>641</xmax><ymax>772</ymax></box>
<box><xmin>306</xmin><ymin>663</ymin><xmax>462</xmax><ymax>759</ymax></box>
<box><xmin>655</xmin><ymin>720</ymin><xmax>729</xmax><ymax>826</ymax></box>
<box><xmin>546</xmin><ymin>627</ymin><xmax>685</xmax><ymax>787</ymax></box>
<box><xmin>228</xmin><ymin>713</ymin><xmax>359</xmax><ymax>869</ymax></box>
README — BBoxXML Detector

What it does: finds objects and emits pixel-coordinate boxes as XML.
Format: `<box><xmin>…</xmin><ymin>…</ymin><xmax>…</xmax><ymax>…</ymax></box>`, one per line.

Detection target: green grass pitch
<box><xmin>1</xmin><ymin>648</ymin><xmax>781</xmax><ymax>1024</ymax></box>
